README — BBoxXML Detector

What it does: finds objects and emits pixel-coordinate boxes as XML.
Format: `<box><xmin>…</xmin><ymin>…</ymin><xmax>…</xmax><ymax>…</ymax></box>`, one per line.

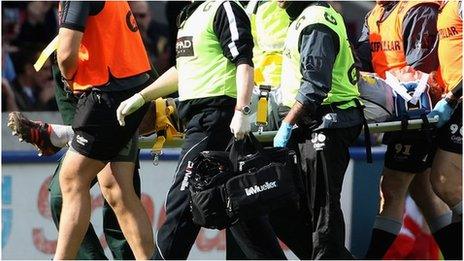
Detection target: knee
<box><xmin>100</xmin><ymin>185</ymin><xmax>121</xmax><ymax>209</ymax></box>
<box><xmin>59</xmin><ymin>174</ymin><xmax>88</xmax><ymax>196</ymax></box>
<box><xmin>431</xmin><ymin>171</ymin><xmax>462</xmax><ymax>205</ymax></box>
<box><xmin>100</xmin><ymin>184</ymin><xmax>130</xmax><ymax>212</ymax></box>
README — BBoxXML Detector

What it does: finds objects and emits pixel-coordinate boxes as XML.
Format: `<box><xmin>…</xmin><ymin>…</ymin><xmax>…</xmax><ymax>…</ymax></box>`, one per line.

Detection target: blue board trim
<box><xmin>2</xmin><ymin>149</ymin><xmax>181</xmax><ymax>164</ymax></box>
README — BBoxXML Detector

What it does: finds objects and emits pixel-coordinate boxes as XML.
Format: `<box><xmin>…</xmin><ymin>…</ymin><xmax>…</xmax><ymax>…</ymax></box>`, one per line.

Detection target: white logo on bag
<box><xmin>244</xmin><ymin>181</ymin><xmax>278</xmax><ymax>196</ymax></box>
<box><xmin>180</xmin><ymin>161</ymin><xmax>194</xmax><ymax>191</ymax></box>
<box><xmin>76</xmin><ymin>135</ymin><xmax>88</xmax><ymax>146</ymax></box>
<box><xmin>311</xmin><ymin>133</ymin><xmax>326</xmax><ymax>150</ymax></box>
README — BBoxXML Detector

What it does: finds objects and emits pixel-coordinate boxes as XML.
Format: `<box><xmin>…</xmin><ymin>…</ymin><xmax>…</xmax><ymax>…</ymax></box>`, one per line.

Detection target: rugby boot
<box><xmin>7</xmin><ymin>111</ymin><xmax>61</xmax><ymax>156</ymax></box>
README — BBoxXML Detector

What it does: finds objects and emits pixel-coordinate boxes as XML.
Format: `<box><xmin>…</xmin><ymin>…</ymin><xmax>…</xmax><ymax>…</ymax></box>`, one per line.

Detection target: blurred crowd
<box><xmin>1</xmin><ymin>1</ymin><xmax>188</xmax><ymax>112</ymax></box>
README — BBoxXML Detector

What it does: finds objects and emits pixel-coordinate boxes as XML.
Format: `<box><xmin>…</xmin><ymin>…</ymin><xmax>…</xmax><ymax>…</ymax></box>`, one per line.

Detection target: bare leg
<box><xmin>430</xmin><ymin>149</ymin><xmax>462</xmax><ymax>260</ymax></box>
<box><xmin>409</xmin><ymin>169</ymin><xmax>451</xmax><ymax>226</ymax></box>
<box><xmin>365</xmin><ymin>168</ymin><xmax>414</xmax><ymax>259</ymax></box>
<box><xmin>379</xmin><ymin>168</ymin><xmax>415</xmax><ymax>219</ymax></box>
<box><xmin>431</xmin><ymin>149</ymin><xmax>462</xmax><ymax>208</ymax></box>
<box><xmin>54</xmin><ymin>150</ymin><xmax>105</xmax><ymax>259</ymax></box>
<box><xmin>98</xmin><ymin>162</ymin><xmax>154</xmax><ymax>259</ymax></box>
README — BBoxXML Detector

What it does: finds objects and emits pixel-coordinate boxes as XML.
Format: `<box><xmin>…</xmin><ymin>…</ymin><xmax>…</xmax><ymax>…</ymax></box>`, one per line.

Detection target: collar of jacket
<box><xmin>286</xmin><ymin>1</ymin><xmax>329</xmax><ymax>21</ymax></box>
<box><xmin>177</xmin><ymin>1</ymin><xmax>203</xmax><ymax>29</ymax></box>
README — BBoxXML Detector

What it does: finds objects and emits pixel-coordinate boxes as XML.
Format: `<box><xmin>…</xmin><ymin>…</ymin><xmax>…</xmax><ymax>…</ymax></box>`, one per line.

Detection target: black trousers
<box><xmin>226</xmin><ymin>204</ymin><xmax>312</xmax><ymax>260</ymax></box>
<box><xmin>226</xmin><ymin>136</ymin><xmax>313</xmax><ymax>260</ymax></box>
<box><xmin>299</xmin><ymin>125</ymin><xmax>362</xmax><ymax>259</ymax></box>
<box><xmin>153</xmin><ymin>105</ymin><xmax>285</xmax><ymax>260</ymax></box>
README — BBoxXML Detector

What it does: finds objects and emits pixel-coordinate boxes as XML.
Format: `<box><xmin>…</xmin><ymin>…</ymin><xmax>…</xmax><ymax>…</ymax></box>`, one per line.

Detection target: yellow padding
<box><xmin>152</xmin><ymin>136</ymin><xmax>166</xmax><ymax>153</ymax></box>
<box><xmin>34</xmin><ymin>36</ymin><xmax>59</xmax><ymax>72</ymax></box>
<box><xmin>151</xmin><ymin>98</ymin><xmax>183</xmax><ymax>154</ymax></box>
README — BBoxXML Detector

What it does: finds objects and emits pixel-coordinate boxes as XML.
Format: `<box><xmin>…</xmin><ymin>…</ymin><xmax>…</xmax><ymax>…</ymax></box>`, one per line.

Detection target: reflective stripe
<box><xmin>224</xmin><ymin>1</ymin><xmax>239</xmax><ymax>59</ymax></box>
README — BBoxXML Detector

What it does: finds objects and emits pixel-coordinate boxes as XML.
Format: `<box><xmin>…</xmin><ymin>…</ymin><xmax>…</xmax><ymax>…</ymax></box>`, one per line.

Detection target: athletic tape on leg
<box><xmin>452</xmin><ymin>201</ymin><xmax>462</xmax><ymax>221</ymax></box>
<box><xmin>372</xmin><ymin>215</ymin><xmax>402</xmax><ymax>235</ymax></box>
<box><xmin>429</xmin><ymin>211</ymin><xmax>453</xmax><ymax>233</ymax></box>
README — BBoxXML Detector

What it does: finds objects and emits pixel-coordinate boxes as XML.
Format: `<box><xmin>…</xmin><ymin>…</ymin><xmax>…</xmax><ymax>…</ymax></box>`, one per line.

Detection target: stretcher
<box><xmin>138</xmin><ymin>115</ymin><xmax>439</xmax><ymax>149</ymax></box>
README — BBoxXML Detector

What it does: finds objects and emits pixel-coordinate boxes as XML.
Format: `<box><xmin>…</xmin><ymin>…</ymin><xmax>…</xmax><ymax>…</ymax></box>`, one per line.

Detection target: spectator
<box><xmin>130</xmin><ymin>1</ymin><xmax>170</xmax><ymax>73</ymax></box>
<box><xmin>11</xmin><ymin>49</ymin><xmax>57</xmax><ymax>111</ymax></box>
<box><xmin>34</xmin><ymin>57</ymin><xmax>57</xmax><ymax>111</ymax></box>
<box><xmin>14</xmin><ymin>1</ymin><xmax>57</xmax><ymax>48</ymax></box>
<box><xmin>3</xmin><ymin>43</ymin><xmax>17</xmax><ymax>82</ymax></box>
<box><xmin>2</xmin><ymin>42</ymin><xmax>19</xmax><ymax>112</ymax></box>
<box><xmin>2</xmin><ymin>4</ymin><xmax>22</xmax><ymax>47</ymax></box>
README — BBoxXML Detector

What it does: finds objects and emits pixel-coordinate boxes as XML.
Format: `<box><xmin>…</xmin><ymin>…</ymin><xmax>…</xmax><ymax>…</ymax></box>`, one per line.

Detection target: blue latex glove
<box><xmin>428</xmin><ymin>98</ymin><xmax>454</xmax><ymax>128</ymax></box>
<box><xmin>274</xmin><ymin>121</ymin><xmax>294</xmax><ymax>147</ymax></box>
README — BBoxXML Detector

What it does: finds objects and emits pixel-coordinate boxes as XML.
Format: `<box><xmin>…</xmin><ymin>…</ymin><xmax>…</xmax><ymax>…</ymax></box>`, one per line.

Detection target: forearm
<box><xmin>139</xmin><ymin>66</ymin><xmax>178</xmax><ymax>102</ymax></box>
<box><xmin>235</xmin><ymin>64</ymin><xmax>253</xmax><ymax>109</ymax></box>
<box><xmin>283</xmin><ymin>101</ymin><xmax>305</xmax><ymax>125</ymax></box>
<box><xmin>57</xmin><ymin>28</ymin><xmax>82</xmax><ymax>79</ymax></box>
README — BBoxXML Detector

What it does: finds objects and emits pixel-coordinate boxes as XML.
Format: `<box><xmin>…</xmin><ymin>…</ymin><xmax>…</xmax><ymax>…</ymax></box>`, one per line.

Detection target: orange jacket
<box><xmin>437</xmin><ymin>0</ymin><xmax>463</xmax><ymax>92</ymax></box>
<box><xmin>70</xmin><ymin>1</ymin><xmax>150</xmax><ymax>91</ymax></box>
<box><xmin>367</xmin><ymin>0</ymin><xmax>440</xmax><ymax>78</ymax></box>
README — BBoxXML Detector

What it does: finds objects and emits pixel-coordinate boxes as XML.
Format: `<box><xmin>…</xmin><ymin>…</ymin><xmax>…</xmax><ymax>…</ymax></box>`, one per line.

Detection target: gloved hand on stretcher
<box><xmin>428</xmin><ymin>98</ymin><xmax>455</xmax><ymax>128</ymax></box>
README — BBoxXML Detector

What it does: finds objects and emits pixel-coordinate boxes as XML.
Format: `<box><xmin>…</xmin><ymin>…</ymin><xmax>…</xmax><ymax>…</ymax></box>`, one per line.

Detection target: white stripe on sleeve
<box><xmin>223</xmin><ymin>1</ymin><xmax>240</xmax><ymax>59</ymax></box>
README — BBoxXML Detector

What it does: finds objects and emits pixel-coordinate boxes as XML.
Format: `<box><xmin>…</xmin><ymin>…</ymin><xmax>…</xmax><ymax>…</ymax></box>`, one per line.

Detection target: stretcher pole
<box><xmin>138</xmin><ymin>116</ymin><xmax>439</xmax><ymax>149</ymax></box>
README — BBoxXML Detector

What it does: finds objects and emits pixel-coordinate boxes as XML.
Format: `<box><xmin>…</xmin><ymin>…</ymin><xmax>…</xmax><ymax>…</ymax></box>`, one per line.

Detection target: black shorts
<box><xmin>71</xmin><ymin>85</ymin><xmax>149</xmax><ymax>162</ymax></box>
<box><xmin>437</xmin><ymin>102</ymin><xmax>462</xmax><ymax>154</ymax></box>
<box><xmin>383</xmin><ymin>130</ymin><xmax>437</xmax><ymax>173</ymax></box>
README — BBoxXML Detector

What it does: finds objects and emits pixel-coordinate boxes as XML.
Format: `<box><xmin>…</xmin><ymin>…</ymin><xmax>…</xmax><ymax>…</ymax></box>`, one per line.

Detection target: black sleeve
<box><xmin>295</xmin><ymin>24</ymin><xmax>338</xmax><ymax>114</ymax></box>
<box><xmin>59</xmin><ymin>1</ymin><xmax>104</xmax><ymax>32</ymax></box>
<box><xmin>213</xmin><ymin>1</ymin><xmax>254</xmax><ymax>66</ymax></box>
<box><xmin>402</xmin><ymin>3</ymin><xmax>439</xmax><ymax>73</ymax></box>
<box><xmin>354</xmin><ymin>13</ymin><xmax>374</xmax><ymax>72</ymax></box>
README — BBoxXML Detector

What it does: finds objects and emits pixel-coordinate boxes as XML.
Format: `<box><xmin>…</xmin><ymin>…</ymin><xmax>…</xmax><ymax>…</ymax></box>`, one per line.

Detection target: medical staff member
<box><xmin>248</xmin><ymin>0</ymin><xmax>289</xmax><ymax>88</ymax></box>
<box><xmin>355</xmin><ymin>1</ymin><xmax>453</xmax><ymax>259</ymax></box>
<box><xmin>117</xmin><ymin>1</ymin><xmax>286</xmax><ymax>259</ymax></box>
<box><xmin>428</xmin><ymin>1</ymin><xmax>463</xmax><ymax>259</ymax></box>
<box><xmin>273</xmin><ymin>1</ymin><xmax>363</xmax><ymax>259</ymax></box>
<box><xmin>54</xmin><ymin>1</ymin><xmax>154</xmax><ymax>259</ymax></box>
<box><xmin>225</xmin><ymin>1</ymin><xmax>313</xmax><ymax>259</ymax></box>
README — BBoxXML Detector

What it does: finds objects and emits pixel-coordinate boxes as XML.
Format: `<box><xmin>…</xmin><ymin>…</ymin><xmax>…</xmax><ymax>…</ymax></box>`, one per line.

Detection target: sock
<box><xmin>452</xmin><ymin>201</ymin><xmax>462</xmax><ymax>222</ymax></box>
<box><xmin>429</xmin><ymin>211</ymin><xmax>452</xmax><ymax>233</ymax></box>
<box><xmin>433</xmin><ymin>221</ymin><xmax>463</xmax><ymax>260</ymax></box>
<box><xmin>365</xmin><ymin>216</ymin><xmax>402</xmax><ymax>259</ymax></box>
<box><xmin>50</xmin><ymin>124</ymin><xmax>74</xmax><ymax>148</ymax></box>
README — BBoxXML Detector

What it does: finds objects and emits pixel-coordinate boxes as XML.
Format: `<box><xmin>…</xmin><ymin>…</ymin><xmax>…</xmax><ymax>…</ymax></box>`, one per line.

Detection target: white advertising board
<box><xmin>3</xmin><ymin>159</ymin><xmax>319</xmax><ymax>259</ymax></box>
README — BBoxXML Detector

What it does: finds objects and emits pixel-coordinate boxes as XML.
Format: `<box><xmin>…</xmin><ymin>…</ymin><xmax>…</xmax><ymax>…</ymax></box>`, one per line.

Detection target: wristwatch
<box><xmin>237</xmin><ymin>105</ymin><xmax>251</xmax><ymax>115</ymax></box>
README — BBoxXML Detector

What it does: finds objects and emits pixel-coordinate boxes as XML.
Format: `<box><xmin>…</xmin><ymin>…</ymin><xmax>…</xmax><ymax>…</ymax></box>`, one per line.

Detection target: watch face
<box><xmin>243</xmin><ymin>106</ymin><xmax>251</xmax><ymax>115</ymax></box>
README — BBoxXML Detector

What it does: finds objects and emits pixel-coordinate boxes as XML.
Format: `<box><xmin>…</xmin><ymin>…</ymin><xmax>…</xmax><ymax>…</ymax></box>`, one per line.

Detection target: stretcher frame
<box><xmin>138</xmin><ymin>116</ymin><xmax>439</xmax><ymax>149</ymax></box>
